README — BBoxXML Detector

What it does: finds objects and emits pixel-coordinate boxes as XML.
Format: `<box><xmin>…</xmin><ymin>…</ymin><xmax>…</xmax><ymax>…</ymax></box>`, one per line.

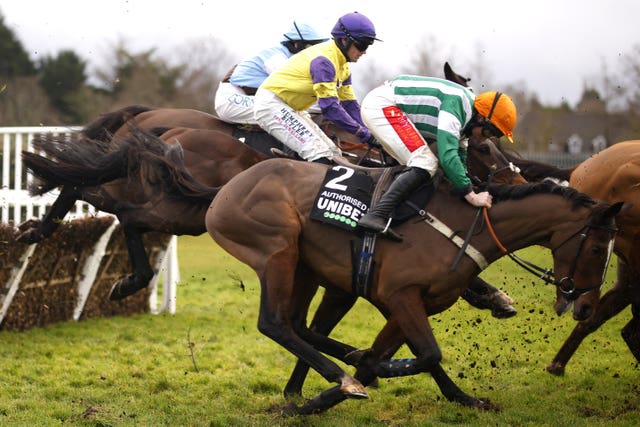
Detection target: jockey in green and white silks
<box><xmin>358</xmin><ymin>76</ymin><xmax>518</xmax><ymax>241</ymax></box>
<box><xmin>362</xmin><ymin>76</ymin><xmax>476</xmax><ymax>193</ymax></box>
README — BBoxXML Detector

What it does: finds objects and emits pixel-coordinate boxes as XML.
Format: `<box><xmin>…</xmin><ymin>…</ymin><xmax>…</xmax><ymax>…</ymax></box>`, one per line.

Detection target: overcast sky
<box><xmin>3</xmin><ymin>0</ymin><xmax>639</xmax><ymax>107</ymax></box>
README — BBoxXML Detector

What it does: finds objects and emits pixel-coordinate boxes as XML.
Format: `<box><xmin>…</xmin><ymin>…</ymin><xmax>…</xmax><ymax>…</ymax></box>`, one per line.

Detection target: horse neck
<box><xmin>479</xmin><ymin>195</ymin><xmax>586</xmax><ymax>260</ymax></box>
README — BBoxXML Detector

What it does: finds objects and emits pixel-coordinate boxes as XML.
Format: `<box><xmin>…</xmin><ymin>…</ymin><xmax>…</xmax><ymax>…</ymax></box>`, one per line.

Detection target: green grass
<box><xmin>0</xmin><ymin>234</ymin><xmax>638</xmax><ymax>426</ymax></box>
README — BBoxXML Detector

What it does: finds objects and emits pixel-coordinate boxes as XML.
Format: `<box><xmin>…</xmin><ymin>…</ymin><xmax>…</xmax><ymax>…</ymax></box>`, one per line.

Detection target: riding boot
<box><xmin>358</xmin><ymin>167</ymin><xmax>431</xmax><ymax>242</ymax></box>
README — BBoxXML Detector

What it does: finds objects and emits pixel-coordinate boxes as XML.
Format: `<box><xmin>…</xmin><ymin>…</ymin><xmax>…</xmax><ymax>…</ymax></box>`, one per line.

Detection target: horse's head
<box><xmin>466</xmin><ymin>137</ymin><xmax>527</xmax><ymax>185</ymax></box>
<box><xmin>551</xmin><ymin>201</ymin><xmax>625</xmax><ymax>320</ymax></box>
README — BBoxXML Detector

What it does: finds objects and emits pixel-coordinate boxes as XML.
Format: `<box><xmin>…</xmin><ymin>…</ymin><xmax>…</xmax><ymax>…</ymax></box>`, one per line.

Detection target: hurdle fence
<box><xmin>0</xmin><ymin>126</ymin><xmax>179</xmax><ymax>329</ymax></box>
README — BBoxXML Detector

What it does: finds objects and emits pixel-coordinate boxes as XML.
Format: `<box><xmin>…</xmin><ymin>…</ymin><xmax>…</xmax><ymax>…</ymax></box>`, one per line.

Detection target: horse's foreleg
<box><xmin>461</xmin><ymin>276</ymin><xmax>517</xmax><ymax>319</ymax></box>
<box><xmin>546</xmin><ymin>278</ymin><xmax>632</xmax><ymax>375</ymax></box>
<box><xmin>257</xmin><ymin>252</ymin><xmax>366</xmax><ymax>401</ymax></box>
<box><xmin>17</xmin><ymin>186</ymin><xmax>78</xmax><ymax>243</ymax></box>
<box><xmin>108</xmin><ymin>224</ymin><xmax>155</xmax><ymax>300</ymax></box>
<box><xmin>621</xmin><ymin>302</ymin><xmax>640</xmax><ymax>362</ymax></box>
<box><xmin>284</xmin><ymin>288</ymin><xmax>357</xmax><ymax>397</ymax></box>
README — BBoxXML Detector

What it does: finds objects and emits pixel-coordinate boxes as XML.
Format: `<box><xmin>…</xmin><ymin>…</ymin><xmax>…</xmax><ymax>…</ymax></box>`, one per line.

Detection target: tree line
<box><xmin>1</xmin><ymin>10</ymin><xmax>639</xmax><ymax>151</ymax></box>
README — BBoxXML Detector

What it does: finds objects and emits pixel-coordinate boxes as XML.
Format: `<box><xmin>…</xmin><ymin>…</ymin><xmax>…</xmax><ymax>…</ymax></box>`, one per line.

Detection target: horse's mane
<box><xmin>119</xmin><ymin>127</ymin><xmax>220</xmax><ymax>204</ymax></box>
<box><xmin>487</xmin><ymin>180</ymin><xmax>595</xmax><ymax>208</ymax></box>
<box><xmin>82</xmin><ymin>105</ymin><xmax>155</xmax><ymax>142</ymax></box>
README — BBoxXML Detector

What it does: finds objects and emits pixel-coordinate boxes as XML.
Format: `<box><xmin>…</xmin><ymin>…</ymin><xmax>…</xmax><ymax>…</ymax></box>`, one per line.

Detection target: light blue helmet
<box><xmin>281</xmin><ymin>22</ymin><xmax>328</xmax><ymax>44</ymax></box>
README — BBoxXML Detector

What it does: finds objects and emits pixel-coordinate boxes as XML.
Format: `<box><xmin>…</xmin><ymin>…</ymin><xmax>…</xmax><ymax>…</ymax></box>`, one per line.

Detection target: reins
<box><xmin>482</xmin><ymin>206</ymin><xmax>617</xmax><ymax>300</ymax></box>
<box><xmin>482</xmin><ymin>206</ymin><xmax>555</xmax><ymax>283</ymax></box>
<box><xmin>452</xmin><ymin>160</ymin><xmax>613</xmax><ymax>300</ymax></box>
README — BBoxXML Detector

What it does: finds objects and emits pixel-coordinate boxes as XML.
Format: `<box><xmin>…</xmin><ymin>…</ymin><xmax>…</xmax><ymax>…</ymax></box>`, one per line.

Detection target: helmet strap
<box><xmin>334</xmin><ymin>38</ymin><xmax>353</xmax><ymax>61</ymax></box>
<box><xmin>282</xmin><ymin>21</ymin><xmax>307</xmax><ymax>43</ymax></box>
<box><xmin>463</xmin><ymin>111</ymin><xmax>482</xmax><ymax>137</ymax></box>
<box><xmin>487</xmin><ymin>92</ymin><xmax>503</xmax><ymax>121</ymax></box>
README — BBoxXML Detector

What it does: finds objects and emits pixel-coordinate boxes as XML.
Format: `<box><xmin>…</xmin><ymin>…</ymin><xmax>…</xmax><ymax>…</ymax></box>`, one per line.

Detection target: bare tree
<box><xmin>619</xmin><ymin>43</ymin><xmax>640</xmax><ymax>112</ymax></box>
<box><xmin>170</xmin><ymin>36</ymin><xmax>238</xmax><ymax>112</ymax></box>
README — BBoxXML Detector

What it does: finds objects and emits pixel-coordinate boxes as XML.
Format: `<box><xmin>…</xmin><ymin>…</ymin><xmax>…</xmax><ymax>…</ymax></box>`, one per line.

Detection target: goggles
<box><xmin>481</xmin><ymin>121</ymin><xmax>504</xmax><ymax>139</ymax></box>
<box><xmin>352</xmin><ymin>37</ymin><xmax>373</xmax><ymax>52</ymax></box>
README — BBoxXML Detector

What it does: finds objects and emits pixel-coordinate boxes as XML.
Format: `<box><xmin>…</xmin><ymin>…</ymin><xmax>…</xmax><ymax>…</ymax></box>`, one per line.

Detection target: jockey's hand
<box><xmin>366</xmin><ymin>135</ymin><xmax>381</xmax><ymax>149</ymax></box>
<box><xmin>465</xmin><ymin>190</ymin><xmax>492</xmax><ymax>208</ymax></box>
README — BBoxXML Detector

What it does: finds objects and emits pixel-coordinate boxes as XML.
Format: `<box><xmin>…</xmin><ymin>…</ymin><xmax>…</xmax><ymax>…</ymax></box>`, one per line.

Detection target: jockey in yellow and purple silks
<box><xmin>254</xmin><ymin>11</ymin><xmax>382</xmax><ymax>164</ymax></box>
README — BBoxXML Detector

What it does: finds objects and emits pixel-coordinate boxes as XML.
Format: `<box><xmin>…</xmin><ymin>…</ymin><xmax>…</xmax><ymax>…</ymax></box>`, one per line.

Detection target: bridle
<box><xmin>483</xmin><ymin>207</ymin><xmax>617</xmax><ymax>301</ymax></box>
<box><xmin>470</xmin><ymin>138</ymin><xmax>522</xmax><ymax>185</ymax></box>
<box><xmin>455</xmin><ymin>161</ymin><xmax>617</xmax><ymax>300</ymax></box>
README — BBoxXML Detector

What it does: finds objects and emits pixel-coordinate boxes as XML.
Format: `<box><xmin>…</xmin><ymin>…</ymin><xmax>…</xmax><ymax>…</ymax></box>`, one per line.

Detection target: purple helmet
<box><xmin>331</xmin><ymin>12</ymin><xmax>382</xmax><ymax>42</ymax></box>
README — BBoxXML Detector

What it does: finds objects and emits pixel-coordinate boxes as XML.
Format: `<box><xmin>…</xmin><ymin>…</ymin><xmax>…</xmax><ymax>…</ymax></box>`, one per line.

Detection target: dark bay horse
<box><xmin>19</xmin><ymin>62</ymin><xmax>516</xmax><ymax>302</ymax></box>
<box><xmin>20</xmin><ymin>126</ymin><xmax>523</xmax><ymax>301</ymax></box>
<box><xmin>205</xmin><ymin>158</ymin><xmax>623</xmax><ymax>414</ymax></box>
<box><xmin>19</xmin><ymin>127</ymin><xmax>266</xmax><ymax>299</ymax></box>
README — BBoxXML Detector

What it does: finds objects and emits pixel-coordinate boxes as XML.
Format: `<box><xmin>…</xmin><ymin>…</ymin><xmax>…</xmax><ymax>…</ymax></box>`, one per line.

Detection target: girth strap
<box><xmin>420</xmin><ymin>210</ymin><xmax>488</xmax><ymax>270</ymax></box>
<box><xmin>350</xmin><ymin>167</ymin><xmax>399</xmax><ymax>298</ymax></box>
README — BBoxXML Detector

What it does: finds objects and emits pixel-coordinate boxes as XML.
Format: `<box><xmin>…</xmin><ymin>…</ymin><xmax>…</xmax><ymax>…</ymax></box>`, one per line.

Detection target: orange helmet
<box><xmin>474</xmin><ymin>91</ymin><xmax>517</xmax><ymax>142</ymax></box>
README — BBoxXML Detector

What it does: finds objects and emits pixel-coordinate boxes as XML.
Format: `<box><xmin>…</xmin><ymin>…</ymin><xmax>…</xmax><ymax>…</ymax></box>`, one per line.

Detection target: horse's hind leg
<box><xmin>17</xmin><ymin>186</ymin><xmax>79</xmax><ymax>243</ymax></box>
<box><xmin>284</xmin><ymin>287</ymin><xmax>358</xmax><ymax>397</ymax></box>
<box><xmin>547</xmin><ymin>261</ymin><xmax>635</xmax><ymax>375</ymax></box>
<box><xmin>108</xmin><ymin>224</ymin><xmax>155</xmax><ymax>300</ymax></box>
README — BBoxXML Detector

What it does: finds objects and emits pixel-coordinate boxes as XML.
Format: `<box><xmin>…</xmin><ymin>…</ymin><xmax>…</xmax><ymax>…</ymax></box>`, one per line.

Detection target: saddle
<box><xmin>310</xmin><ymin>165</ymin><xmax>441</xmax><ymax>299</ymax></box>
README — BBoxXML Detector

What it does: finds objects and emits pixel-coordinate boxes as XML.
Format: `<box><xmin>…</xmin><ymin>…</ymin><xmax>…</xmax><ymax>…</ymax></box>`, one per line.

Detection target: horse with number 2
<box><xmin>205</xmin><ymin>157</ymin><xmax>624</xmax><ymax>414</ymax></box>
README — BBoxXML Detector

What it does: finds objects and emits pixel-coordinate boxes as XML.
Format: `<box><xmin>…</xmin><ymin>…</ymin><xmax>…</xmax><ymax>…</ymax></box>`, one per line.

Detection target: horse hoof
<box><xmin>281</xmin><ymin>402</ymin><xmax>299</xmax><ymax>416</ymax></box>
<box><xmin>545</xmin><ymin>362</ymin><xmax>565</xmax><ymax>376</ymax></box>
<box><xmin>475</xmin><ymin>397</ymin><xmax>499</xmax><ymax>411</ymax></box>
<box><xmin>16</xmin><ymin>229</ymin><xmax>44</xmax><ymax>244</ymax></box>
<box><xmin>108</xmin><ymin>279</ymin><xmax>145</xmax><ymax>301</ymax></box>
<box><xmin>491</xmin><ymin>304</ymin><xmax>517</xmax><ymax>319</ymax></box>
<box><xmin>340</xmin><ymin>383</ymin><xmax>368</xmax><ymax>399</ymax></box>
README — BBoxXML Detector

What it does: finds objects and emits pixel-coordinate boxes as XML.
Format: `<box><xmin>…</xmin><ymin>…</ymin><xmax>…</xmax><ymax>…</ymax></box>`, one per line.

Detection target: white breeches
<box><xmin>214</xmin><ymin>82</ymin><xmax>257</xmax><ymax>125</ymax></box>
<box><xmin>254</xmin><ymin>88</ymin><xmax>341</xmax><ymax>161</ymax></box>
<box><xmin>361</xmin><ymin>83</ymin><xmax>439</xmax><ymax>176</ymax></box>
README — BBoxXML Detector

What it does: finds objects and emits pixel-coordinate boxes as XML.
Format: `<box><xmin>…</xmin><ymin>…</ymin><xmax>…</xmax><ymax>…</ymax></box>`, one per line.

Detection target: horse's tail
<box><xmin>23</xmin><ymin>127</ymin><xmax>220</xmax><ymax>204</ymax></box>
<box><xmin>81</xmin><ymin>105</ymin><xmax>154</xmax><ymax>141</ymax></box>
<box><xmin>22</xmin><ymin>136</ymin><xmax>130</xmax><ymax>195</ymax></box>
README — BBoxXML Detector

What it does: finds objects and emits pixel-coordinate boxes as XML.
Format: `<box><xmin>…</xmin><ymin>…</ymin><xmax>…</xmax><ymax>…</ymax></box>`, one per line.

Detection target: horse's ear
<box><xmin>443</xmin><ymin>62</ymin><xmax>471</xmax><ymax>87</ymax></box>
<box><xmin>444</xmin><ymin>62</ymin><xmax>452</xmax><ymax>74</ymax></box>
<box><xmin>611</xmin><ymin>201</ymin><xmax>633</xmax><ymax>218</ymax></box>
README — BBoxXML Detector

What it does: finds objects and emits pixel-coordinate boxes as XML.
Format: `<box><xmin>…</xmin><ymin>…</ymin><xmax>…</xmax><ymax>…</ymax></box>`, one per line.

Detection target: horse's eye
<box><xmin>591</xmin><ymin>246</ymin><xmax>605</xmax><ymax>256</ymax></box>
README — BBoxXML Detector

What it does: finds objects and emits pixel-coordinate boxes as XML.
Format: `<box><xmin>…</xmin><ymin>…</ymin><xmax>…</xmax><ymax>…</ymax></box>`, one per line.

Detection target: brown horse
<box><xmin>486</xmin><ymin>139</ymin><xmax>640</xmax><ymax>374</ymax></box>
<box><xmin>545</xmin><ymin>141</ymin><xmax>640</xmax><ymax>374</ymax></box>
<box><xmin>20</xmin><ymin>62</ymin><xmax>513</xmax><ymax>301</ymax></box>
<box><xmin>20</xmin><ymin>124</ymin><xmax>523</xmax><ymax>301</ymax></box>
<box><xmin>81</xmin><ymin>104</ymin><xmax>389</xmax><ymax>164</ymax></box>
<box><xmin>18</xmin><ymin>127</ymin><xmax>266</xmax><ymax>299</ymax></box>
<box><xmin>205</xmin><ymin>158</ymin><xmax>623</xmax><ymax>414</ymax></box>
